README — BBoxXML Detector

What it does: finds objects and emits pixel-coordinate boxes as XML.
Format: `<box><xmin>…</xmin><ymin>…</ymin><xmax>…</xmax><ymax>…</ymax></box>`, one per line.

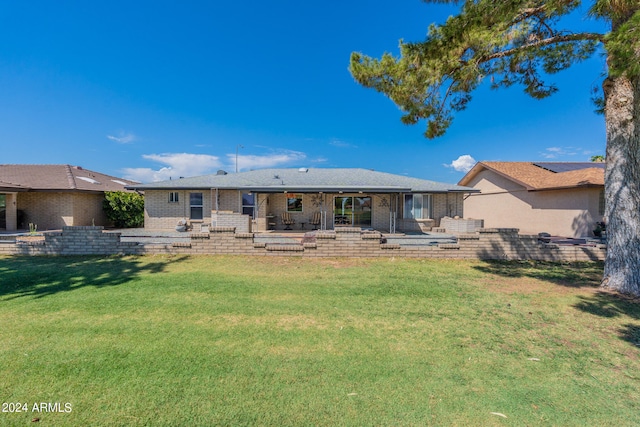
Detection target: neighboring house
<box><xmin>0</xmin><ymin>165</ymin><xmax>138</xmax><ymax>231</ymax></box>
<box><xmin>458</xmin><ymin>162</ymin><xmax>605</xmax><ymax>237</ymax></box>
<box><xmin>127</xmin><ymin>168</ymin><xmax>477</xmax><ymax>233</ymax></box>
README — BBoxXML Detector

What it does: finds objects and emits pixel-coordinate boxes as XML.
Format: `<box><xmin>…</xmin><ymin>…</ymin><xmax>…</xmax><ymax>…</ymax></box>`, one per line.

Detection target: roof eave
<box><xmin>529</xmin><ymin>183</ymin><xmax>604</xmax><ymax>192</ymax></box>
<box><xmin>130</xmin><ymin>185</ymin><xmax>476</xmax><ymax>193</ymax></box>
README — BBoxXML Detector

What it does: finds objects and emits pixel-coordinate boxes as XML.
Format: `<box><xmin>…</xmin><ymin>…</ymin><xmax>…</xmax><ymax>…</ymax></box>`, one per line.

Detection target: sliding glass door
<box><xmin>334</xmin><ymin>196</ymin><xmax>371</xmax><ymax>227</ymax></box>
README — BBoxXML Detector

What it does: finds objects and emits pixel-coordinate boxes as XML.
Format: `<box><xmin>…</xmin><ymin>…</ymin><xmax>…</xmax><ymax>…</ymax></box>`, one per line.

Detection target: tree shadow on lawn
<box><xmin>473</xmin><ymin>260</ymin><xmax>604</xmax><ymax>288</ymax></box>
<box><xmin>0</xmin><ymin>255</ymin><xmax>188</xmax><ymax>301</ymax></box>
<box><xmin>573</xmin><ymin>291</ymin><xmax>640</xmax><ymax>348</ymax></box>
<box><xmin>475</xmin><ymin>260</ymin><xmax>640</xmax><ymax>349</ymax></box>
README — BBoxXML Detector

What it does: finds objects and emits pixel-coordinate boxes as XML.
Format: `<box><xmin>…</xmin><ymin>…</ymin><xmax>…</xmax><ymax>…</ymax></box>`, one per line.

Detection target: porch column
<box><xmin>5</xmin><ymin>193</ymin><xmax>18</xmax><ymax>231</ymax></box>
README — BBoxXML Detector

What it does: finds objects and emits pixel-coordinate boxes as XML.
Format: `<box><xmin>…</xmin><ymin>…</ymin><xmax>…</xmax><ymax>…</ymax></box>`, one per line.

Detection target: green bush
<box><xmin>103</xmin><ymin>191</ymin><xmax>144</xmax><ymax>228</ymax></box>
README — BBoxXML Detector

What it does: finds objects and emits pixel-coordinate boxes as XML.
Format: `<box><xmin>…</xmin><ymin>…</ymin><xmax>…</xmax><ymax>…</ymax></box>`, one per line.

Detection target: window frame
<box><xmin>241</xmin><ymin>192</ymin><xmax>255</xmax><ymax>218</ymax></box>
<box><xmin>168</xmin><ymin>192</ymin><xmax>179</xmax><ymax>203</ymax></box>
<box><xmin>403</xmin><ymin>194</ymin><xmax>433</xmax><ymax>220</ymax></box>
<box><xmin>286</xmin><ymin>193</ymin><xmax>303</xmax><ymax>212</ymax></box>
<box><xmin>189</xmin><ymin>192</ymin><xmax>204</xmax><ymax>220</ymax></box>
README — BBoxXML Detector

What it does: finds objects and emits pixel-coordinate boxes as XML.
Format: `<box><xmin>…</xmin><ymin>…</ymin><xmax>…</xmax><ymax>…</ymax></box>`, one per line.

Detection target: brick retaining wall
<box><xmin>0</xmin><ymin>226</ymin><xmax>605</xmax><ymax>262</ymax></box>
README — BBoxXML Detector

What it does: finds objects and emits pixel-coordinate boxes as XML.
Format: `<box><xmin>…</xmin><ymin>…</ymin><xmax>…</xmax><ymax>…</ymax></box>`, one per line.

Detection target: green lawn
<box><xmin>0</xmin><ymin>256</ymin><xmax>638</xmax><ymax>426</ymax></box>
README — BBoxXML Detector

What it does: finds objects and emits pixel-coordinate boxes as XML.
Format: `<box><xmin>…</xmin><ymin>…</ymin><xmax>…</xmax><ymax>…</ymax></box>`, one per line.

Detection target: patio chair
<box><xmin>281</xmin><ymin>212</ymin><xmax>295</xmax><ymax>230</ymax></box>
<box><xmin>309</xmin><ymin>211</ymin><xmax>321</xmax><ymax>229</ymax></box>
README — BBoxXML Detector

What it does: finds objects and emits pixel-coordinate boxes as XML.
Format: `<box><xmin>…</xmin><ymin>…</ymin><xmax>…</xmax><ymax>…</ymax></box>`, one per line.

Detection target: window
<box><xmin>404</xmin><ymin>194</ymin><xmax>432</xmax><ymax>219</ymax></box>
<box><xmin>242</xmin><ymin>192</ymin><xmax>255</xmax><ymax>217</ymax></box>
<box><xmin>190</xmin><ymin>193</ymin><xmax>203</xmax><ymax>220</ymax></box>
<box><xmin>168</xmin><ymin>192</ymin><xmax>179</xmax><ymax>203</ymax></box>
<box><xmin>599</xmin><ymin>190</ymin><xmax>605</xmax><ymax>216</ymax></box>
<box><xmin>286</xmin><ymin>194</ymin><xmax>303</xmax><ymax>212</ymax></box>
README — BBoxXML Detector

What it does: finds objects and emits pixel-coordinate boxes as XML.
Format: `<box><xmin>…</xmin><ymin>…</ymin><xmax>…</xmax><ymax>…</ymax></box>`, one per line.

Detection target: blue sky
<box><xmin>0</xmin><ymin>1</ymin><xmax>607</xmax><ymax>183</ymax></box>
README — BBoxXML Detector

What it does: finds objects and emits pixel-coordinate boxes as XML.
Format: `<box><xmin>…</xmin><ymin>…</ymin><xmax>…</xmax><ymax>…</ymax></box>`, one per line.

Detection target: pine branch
<box><xmin>480</xmin><ymin>32</ymin><xmax>604</xmax><ymax>62</ymax></box>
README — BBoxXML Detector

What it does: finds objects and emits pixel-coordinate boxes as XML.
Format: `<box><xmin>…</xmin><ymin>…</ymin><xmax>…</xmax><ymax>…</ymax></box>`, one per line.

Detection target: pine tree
<box><xmin>350</xmin><ymin>0</ymin><xmax>640</xmax><ymax>295</ymax></box>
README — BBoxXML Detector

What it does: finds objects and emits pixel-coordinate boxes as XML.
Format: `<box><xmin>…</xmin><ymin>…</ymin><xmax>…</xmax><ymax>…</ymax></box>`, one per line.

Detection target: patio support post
<box><xmin>394</xmin><ymin>194</ymin><xmax>398</xmax><ymax>234</ymax></box>
<box><xmin>5</xmin><ymin>193</ymin><xmax>17</xmax><ymax>231</ymax></box>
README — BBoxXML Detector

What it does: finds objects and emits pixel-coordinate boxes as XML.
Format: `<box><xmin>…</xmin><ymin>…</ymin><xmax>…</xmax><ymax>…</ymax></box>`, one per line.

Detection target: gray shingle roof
<box><xmin>0</xmin><ymin>165</ymin><xmax>138</xmax><ymax>193</ymax></box>
<box><xmin>127</xmin><ymin>168</ymin><xmax>476</xmax><ymax>193</ymax></box>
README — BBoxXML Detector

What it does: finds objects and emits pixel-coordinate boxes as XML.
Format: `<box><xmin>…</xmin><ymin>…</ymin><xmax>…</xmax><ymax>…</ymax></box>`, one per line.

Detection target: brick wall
<box><xmin>0</xmin><ymin>226</ymin><xmax>138</xmax><ymax>256</ymax></box>
<box><xmin>144</xmin><ymin>189</ymin><xmax>215</xmax><ymax>229</ymax></box>
<box><xmin>18</xmin><ymin>192</ymin><xmax>74</xmax><ymax>229</ymax></box>
<box><xmin>0</xmin><ymin>226</ymin><xmax>605</xmax><ymax>262</ymax></box>
<box><xmin>211</xmin><ymin>211</ymin><xmax>251</xmax><ymax>232</ymax></box>
<box><xmin>432</xmin><ymin>193</ymin><xmax>464</xmax><ymax>224</ymax></box>
<box><xmin>143</xmin><ymin>191</ymin><xmax>467</xmax><ymax>233</ymax></box>
<box><xmin>72</xmin><ymin>193</ymin><xmax>108</xmax><ymax>226</ymax></box>
<box><xmin>440</xmin><ymin>217</ymin><xmax>484</xmax><ymax>233</ymax></box>
<box><xmin>17</xmin><ymin>192</ymin><xmax>108</xmax><ymax>230</ymax></box>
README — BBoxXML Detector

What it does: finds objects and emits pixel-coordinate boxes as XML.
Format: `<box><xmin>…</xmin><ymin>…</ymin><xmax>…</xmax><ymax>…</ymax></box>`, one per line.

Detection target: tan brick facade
<box><xmin>1</xmin><ymin>164</ymin><xmax>137</xmax><ymax>231</ymax></box>
<box><xmin>143</xmin><ymin>190</ymin><xmax>465</xmax><ymax>233</ymax></box>
<box><xmin>17</xmin><ymin>192</ymin><xmax>108</xmax><ymax>230</ymax></box>
<box><xmin>144</xmin><ymin>189</ymin><xmax>215</xmax><ymax>229</ymax></box>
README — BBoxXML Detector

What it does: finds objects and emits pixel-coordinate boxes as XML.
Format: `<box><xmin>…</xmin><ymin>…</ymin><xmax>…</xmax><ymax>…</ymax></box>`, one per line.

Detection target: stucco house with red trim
<box><xmin>0</xmin><ymin>164</ymin><xmax>138</xmax><ymax>231</ymax></box>
<box><xmin>459</xmin><ymin>161</ymin><xmax>605</xmax><ymax>237</ymax></box>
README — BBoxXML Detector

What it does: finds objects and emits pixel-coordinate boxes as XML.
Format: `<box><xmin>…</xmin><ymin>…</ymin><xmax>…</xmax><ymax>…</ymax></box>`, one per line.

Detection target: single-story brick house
<box><xmin>0</xmin><ymin>164</ymin><xmax>138</xmax><ymax>231</ymax></box>
<box><xmin>458</xmin><ymin>161</ymin><xmax>605</xmax><ymax>237</ymax></box>
<box><xmin>127</xmin><ymin>168</ymin><xmax>478</xmax><ymax>233</ymax></box>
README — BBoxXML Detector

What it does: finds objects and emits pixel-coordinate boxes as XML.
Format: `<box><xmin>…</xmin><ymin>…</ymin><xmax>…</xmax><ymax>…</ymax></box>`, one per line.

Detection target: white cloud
<box><xmin>107</xmin><ymin>131</ymin><xmax>137</xmax><ymax>144</ymax></box>
<box><xmin>122</xmin><ymin>153</ymin><xmax>222</xmax><ymax>182</ymax></box>
<box><xmin>446</xmin><ymin>155</ymin><xmax>477</xmax><ymax>173</ymax></box>
<box><xmin>329</xmin><ymin>139</ymin><xmax>357</xmax><ymax>149</ymax></box>
<box><xmin>540</xmin><ymin>146</ymin><xmax>579</xmax><ymax>159</ymax></box>
<box><xmin>228</xmin><ymin>150</ymin><xmax>307</xmax><ymax>171</ymax></box>
<box><xmin>122</xmin><ymin>150</ymin><xmax>309</xmax><ymax>182</ymax></box>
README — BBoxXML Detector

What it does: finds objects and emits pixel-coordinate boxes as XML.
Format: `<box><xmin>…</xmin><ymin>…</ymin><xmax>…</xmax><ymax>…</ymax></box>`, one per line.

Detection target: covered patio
<box><xmin>129</xmin><ymin>168</ymin><xmax>478</xmax><ymax>234</ymax></box>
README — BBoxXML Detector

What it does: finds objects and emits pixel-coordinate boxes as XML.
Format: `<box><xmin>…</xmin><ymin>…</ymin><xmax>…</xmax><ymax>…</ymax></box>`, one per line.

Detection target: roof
<box><xmin>127</xmin><ymin>168</ymin><xmax>477</xmax><ymax>193</ymax></box>
<box><xmin>0</xmin><ymin>180</ymin><xmax>29</xmax><ymax>192</ymax></box>
<box><xmin>0</xmin><ymin>164</ymin><xmax>139</xmax><ymax>193</ymax></box>
<box><xmin>458</xmin><ymin>162</ymin><xmax>605</xmax><ymax>191</ymax></box>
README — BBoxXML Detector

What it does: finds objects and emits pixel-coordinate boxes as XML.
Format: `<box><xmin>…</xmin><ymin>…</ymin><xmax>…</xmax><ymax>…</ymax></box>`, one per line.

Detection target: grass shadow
<box><xmin>0</xmin><ymin>255</ymin><xmax>188</xmax><ymax>300</ymax></box>
<box><xmin>573</xmin><ymin>292</ymin><xmax>640</xmax><ymax>319</ymax></box>
<box><xmin>473</xmin><ymin>260</ymin><xmax>604</xmax><ymax>288</ymax></box>
<box><xmin>573</xmin><ymin>291</ymin><xmax>640</xmax><ymax>348</ymax></box>
<box><xmin>619</xmin><ymin>324</ymin><xmax>640</xmax><ymax>348</ymax></box>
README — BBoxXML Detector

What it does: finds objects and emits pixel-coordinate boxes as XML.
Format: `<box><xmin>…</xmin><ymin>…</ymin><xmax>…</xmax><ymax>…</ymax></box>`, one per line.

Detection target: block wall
<box><xmin>211</xmin><ymin>211</ymin><xmax>251</xmax><ymax>233</ymax></box>
<box><xmin>0</xmin><ymin>226</ymin><xmax>605</xmax><ymax>263</ymax></box>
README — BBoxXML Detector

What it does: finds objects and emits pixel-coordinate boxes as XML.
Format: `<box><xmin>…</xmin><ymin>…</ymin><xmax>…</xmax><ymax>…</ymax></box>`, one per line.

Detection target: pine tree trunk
<box><xmin>601</xmin><ymin>74</ymin><xmax>640</xmax><ymax>296</ymax></box>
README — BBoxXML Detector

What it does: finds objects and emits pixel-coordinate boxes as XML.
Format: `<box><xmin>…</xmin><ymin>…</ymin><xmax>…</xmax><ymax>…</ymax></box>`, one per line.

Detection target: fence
<box><xmin>0</xmin><ymin>226</ymin><xmax>605</xmax><ymax>262</ymax></box>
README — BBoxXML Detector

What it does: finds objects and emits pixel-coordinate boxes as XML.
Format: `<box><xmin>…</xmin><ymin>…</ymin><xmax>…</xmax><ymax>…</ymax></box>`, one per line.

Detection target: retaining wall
<box><xmin>0</xmin><ymin>226</ymin><xmax>606</xmax><ymax>262</ymax></box>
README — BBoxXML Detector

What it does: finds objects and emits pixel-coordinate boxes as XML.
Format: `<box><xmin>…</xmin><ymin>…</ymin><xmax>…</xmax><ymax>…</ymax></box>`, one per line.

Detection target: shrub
<box><xmin>103</xmin><ymin>191</ymin><xmax>144</xmax><ymax>228</ymax></box>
